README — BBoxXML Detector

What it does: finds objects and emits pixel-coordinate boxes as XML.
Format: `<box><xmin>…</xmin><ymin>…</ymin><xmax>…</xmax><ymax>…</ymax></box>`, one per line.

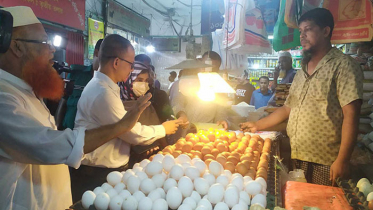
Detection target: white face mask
<box><xmin>132</xmin><ymin>81</ymin><xmax>149</xmax><ymax>97</ymax></box>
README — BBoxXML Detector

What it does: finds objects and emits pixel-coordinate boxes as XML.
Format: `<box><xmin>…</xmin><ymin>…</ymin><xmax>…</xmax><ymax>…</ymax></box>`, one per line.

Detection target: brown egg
<box><xmin>241</xmin><ymin>136</ymin><xmax>250</xmax><ymax>145</ymax></box>
<box><xmin>207</xmin><ymin>133</ymin><xmax>216</xmax><ymax>142</ymax></box>
<box><xmin>172</xmin><ymin>150</ymin><xmax>182</xmax><ymax>158</ymax></box>
<box><xmin>253</xmin><ymin>151</ymin><xmax>260</xmax><ymax>157</ymax></box>
<box><xmin>149</xmin><ymin>154</ymin><xmax>155</xmax><ymax>161</ymax></box>
<box><xmin>201</xmin><ymin>146</ymin><xmax>211</xmax><ymax>156</ymax></box>
<box><xmin>227</xmin><ymin>132</ymin><xmax>237</xmax><ymax>143</ymax></box>
<box><xmin>217</xmin><ymin>143</ymin><xmax>227</xmax><ymax>153</ymax></box>
<box><xmin>211</xmin><ymin>148</ymin><xmax>220</xmax><ymax>157</ymax></box>
<box><xmin>222</xmin><ymin>152</ymin><xmax>230</xmax><ymax>158</ymax></box>
<box><xmin>230</xmin><ymin>142</ymin><xmax>238</xmax><ymax>150</ymax></box>
<box><xmin>236</xmin><ymin>148</ymin><xmax>244</xmax><ymax>154</ymax></box>
<box><xmin>204</xmin><ymin>154</ymin><xmax>215</xmax><ymax>161</ymax></box>
<box><xmin>258</xmin><ymin>160</ymin><xmax>268</xmax><ymax>169</ymax></box>
<box><xmin>206</xmin><ymin>143</ymin><xmax>215</xmax><ymax>150</ymax></box>
<box><xmin>224</xmin><ymin>161</ymin><xmax>236</xmax><ymax>173</ymax></box>
<box><xmin>182</xmin><ymin>142</ymin><xmax>193</xmax><ymax>153</ymax></box>
<box><xmin>231</xmin><ymin>151</ymin><xmax>240</xmax><ymax>159</ymax></box>
<box><xmin>191</xmin><ymin>151</ymin><xmax>202</xmax><ymax>159</ymax></box>
<box><xmin>246</xmin><ymin>169</ymin><xmax>256</xmax><ymax>179</ymax></box>
<box><xmin>216</xmin><ymin>155</ymin><xmax>227</xmax><ymax>166</ymax></box>
<box><xmin>236</xmin><ymin>163</ymin><xmax>249</xmax><ymax>176</ymax></box>
<box><xmin>241</xmin><ymin>160</ymin><xmax>251</xmax><ymax>168</ymax></box>
<box><xmin>237</xmin><ymin>133</ymin><xmax>244</xmax><ymax>139</ymax></box>
<box><xmin>205</xmin><ymin>159</ymin><xmax>213</xmax><ymax>166</ymax></box>
<box><xmin>257</xmin><ymin>170</ymin><xmax>268</xmax><ymax>181</ymax></box>
<box><xmin>162</xmin><ymin>147</ymin><xmax>173</xmax><ymax>154</ymax></box>
<box><xmin>227</xmin><ymin>156</ymin><xmax>239</xmax><ymax>165</ymax></box>
<box><xmin>188</xmin><ymin>137</ymin><xmax>198</xmax><ymax>146</ymax></box>
<box><xmin>369</xmin><ymin>200</ymin><xmax>373</xmax><ymax>210</ymax></box>
<box><xmin>193</xmin><ymin>142</ymin><xmax>204</xmax><ymax>151</ymax></box>
<box><xmin>199</xmin><ymin>135</ymin><xmax>210</xmax><ymax>143</ymax></box>
<box><xmin>185</xmin><ymin>133</ymin><xmax>195</xmax><ymax>141</ymax></box>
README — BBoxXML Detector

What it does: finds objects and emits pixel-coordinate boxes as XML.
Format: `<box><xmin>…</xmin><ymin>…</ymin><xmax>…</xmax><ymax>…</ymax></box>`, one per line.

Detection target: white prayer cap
<box><xmin>278</xmin><ymin>51</ymin><xmax>292</xmax><ymax>59</ymax></box>
<box><xmin>1</xmin><ymin>6</ymin><xmax>41</xmax><ymax>27</ymax></box>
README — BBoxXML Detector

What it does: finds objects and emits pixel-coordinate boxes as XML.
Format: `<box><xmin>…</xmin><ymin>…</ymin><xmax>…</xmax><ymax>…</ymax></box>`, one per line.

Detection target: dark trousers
<box><xmin>69</xmin><ymin>164</ymin><xmax>128</xmax><ymax>203</ymax></box>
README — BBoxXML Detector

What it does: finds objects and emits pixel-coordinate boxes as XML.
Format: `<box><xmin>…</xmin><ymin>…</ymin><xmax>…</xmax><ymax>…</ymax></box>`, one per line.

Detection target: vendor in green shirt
<box><xmin>63</xmin><ymin>39</ymin><xmax>103</xmax><ymax>129</ymax></box>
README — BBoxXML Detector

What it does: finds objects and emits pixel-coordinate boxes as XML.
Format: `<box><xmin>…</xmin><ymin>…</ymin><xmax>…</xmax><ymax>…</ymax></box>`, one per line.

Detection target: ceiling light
<box><xmin>268</xmin><ymin>35</ymin><xmax>274</xmax><ymax>40</ymax></box>
<box><xmin>198</xmin><ymin>72</ymin><xmax>235</xmax><ymax>93</ymax></box>
<box><xmin>53</xmin><ymin>35</ymin><xmax>62</xmax><ymax>47</ymax></box>
<box><xmin>146</xmin><ymin>45</ymin><xmax>155</xmax><ymax>53</ymax></box>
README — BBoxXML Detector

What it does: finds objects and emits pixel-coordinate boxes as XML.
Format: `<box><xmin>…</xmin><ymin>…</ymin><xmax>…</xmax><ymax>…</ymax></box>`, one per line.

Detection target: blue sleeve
<box><xmin>250</xmin><ymin>93</ymin><xmax>255</xmax><ymax>106</ymax></box>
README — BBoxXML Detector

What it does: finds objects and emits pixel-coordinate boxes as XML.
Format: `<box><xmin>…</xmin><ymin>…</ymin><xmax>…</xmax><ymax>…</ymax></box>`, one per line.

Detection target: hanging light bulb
<box><xmin>197</xmin><ymin>86</ymin><xmax>216</xmax><ymax>101</ymax></box>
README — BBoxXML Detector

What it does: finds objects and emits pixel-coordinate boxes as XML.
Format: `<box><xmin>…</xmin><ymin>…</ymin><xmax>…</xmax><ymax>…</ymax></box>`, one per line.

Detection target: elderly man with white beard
<box><xmin>0</xmin><ymin>6</ymin><xmax>151</xmax><ymax>209</ymax></box>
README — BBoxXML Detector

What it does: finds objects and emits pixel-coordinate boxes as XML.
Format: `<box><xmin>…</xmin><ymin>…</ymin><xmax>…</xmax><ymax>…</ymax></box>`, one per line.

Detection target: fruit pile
<box><xmin>156</xmin><ymin>129</ymin><xmax>271</xmax><ymax>180</ymax></box>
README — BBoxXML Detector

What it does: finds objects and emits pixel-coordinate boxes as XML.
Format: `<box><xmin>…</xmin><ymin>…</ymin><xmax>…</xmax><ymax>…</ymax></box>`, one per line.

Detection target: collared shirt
<box><xmin>285</xmin><ymin>48</ymin><xmax>363</xmax><ymax>166</ymax></box>
<box><xmin>75</xmin><ymin>71</ymin><xmax>166</xmax><ymax>168</ymax></box>
<box><xmin>250</xmin><ymin>89</ymin><xmax>273</xmax><ymax>109</ymax></box>
<box><xmin>0</xmin><ymin>69</ymin><xmax>85</xmax><ymax>210</ymax></box>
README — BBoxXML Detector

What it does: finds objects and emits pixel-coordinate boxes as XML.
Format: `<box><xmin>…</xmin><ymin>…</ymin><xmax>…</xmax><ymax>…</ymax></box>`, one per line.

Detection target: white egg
<box><xmin>255</xmin><ymin>177</ymin><xmax>267</xmax><ymax>190</ymax></box>
<box><xmin>251</xmin><ymin>194</ymin><xmax>266</xmax><ymax>208</ymax></box>
<box><xmin>231</xmin><ymin>203</ymin><xmax>248</xmax><ymax>210</ymax></box>
<box><xmin>153</xmin><ymin>154</ymin><xmax>165</xmax><ymax>162</ymax></box>
<box><xmin>367</xmin><ymin>192</ymin><xmax>373</xmax><ymax>201</ymax></box>
<box><xmin>81</xmin><ymin>190</ymin><xmax>96</xmax><ymax>209</ymax></box>
<box><xmin>146</xmin><ymin>161</ymin><xmax>163</xmax><ymax>177</ymax></box>
<box><xmin>357</xmin><ymin>178</ymin><xmax>371</xmax><ymax>189</ymax></box>
<box><xmin>136</xmin><ymin>171</ymin><xmax>149</xmax><ymax>181</ymax></box>
<box><xmin>178</xmin><ymin>176</ymin><xmax>194</xmax><ymax>197</ymax></box>
<box><xmin>122</xmin><ymin>170</ymin><xmax>135</xmax><ymax>184</ymax></box>
<box><xmin>239</xmin><ymin>191</ymin><xmax>251</xmax><ymax>205</ymax></box>
<box><xmin>203</xmin><ymin>195</ymin><xmax>208</xmax><ymax>200</ymax></box>
<box><xmin>214</xmin><ymin>202</ymin><xmax>229</xmax><ymax>210</ymax></box>
<box><xmin>185</xmin><ymin>166</ymin><xmax>201</xmax><ymax>181</ymax></box>
<box><xmin>140</xmin><ymin>178</ymin><xmax>157</xmax><ymax>195</ymax></box>
<box><xmin>191</xmin><ymin>158</ymin><xmax>201</xmax><ymax>165</ymax></box>
<box><xmin>223</xmin><ymin>170</ymin><xmax>232</xmax><ymax>180</ymax></box>
<box><xmin>231</xmin><ymin>173</ymin><xmax>243</xmax><ymax>180</ymax></box>
<box><xmin>359</xmin><ymin>182</ymin><xmax>373</xmax><ymax>197</ymax></box>
<box><xmin>162</xmin><ymin>171</ymin><xmax>168</xmax><ymax>179</ymax></box>
<box><xmin>238</xmin><ymin>199</ymin><xmax>249</xmax><ymax>206</ymax></box>
<box><xmin>140</xmin><ymin>159</ymin><xmax>151</xmax><ymax>168</ymax></box>
<box><xmin>152</xmin><ymin>174</ymin><xmax>166</xmax><ymax>188</ymax></box>
<box><xmin>245</xmin><ymin>181</ymin><xmax>262</xmax><ymax>196</ymax></box>
<box><xmin>106</xmin><ymin>188</ymin><xmax>118</xmax><ymax>198</ymax></box>
<box><xmin>102</xmin><ymin>182</ymin><xmax>114</xmax><ymax>192</ymax></box>
<box><xmin>156</xmin><ymin>188</ymin><xmax>166</xmax><ymax>199</ymax></box>
<box><xmin>209</xmin><ymin>161</ymin><xmax>223</xmax><ymax>177</ymax></box>
<box><xmin>178</xmin><ymin>204</ymin><xmax>193</xmax><ymax>210</ymax></box>
<box><xmin>114</xmin><ymin>182</ymin><xmax>126</xmax><ymax>193</ymax></box>
<box><xmin>119</xmin><ymin>190</ymin><xmax>131</xmax><ymax>199</ymax></box>
<box><xmin>194</xmin><ymin>178</ymin><xmax>210</xmax><ymax>196</ymax></box>
<box><xmin>177</xmin><ymin>154</ymin><xmax>192</xmax><ymax>164</ymax></box>
<box><xmin>93</xmin><ymin>187</ymin><xmax>105</xmax><ymax>196</ymax></box>
<box><xmin>107</xmin><ymin>171</ymin><xmax>123</xmax><ymax>186</ymax></box>
<box><xmin>170</xmin><ymin>164</ymin><xmax>184</xmax><ymax>180</ymax></box>
<box><xmin>133</xmin><ymin>191</ymin><xmax>146</xmax><ymax>202</ymax></box>
<box><xmin>191</xmin><ymin>191</ymin><xmax>202</xmax><ymax>203</ymax></box>
<box><xmin>138</xmin><ymin>197</ymin><xmax>153</xmax><ymax>210</ymax></box>
<box><xmin>122</xmin><ymin>195</ymin><xmax>138</xmax><ymax>210</ymax></box>
<box><xmin>224</xmin><ymin>185</ymin><xmax>239</xmax><ymax>208</ymax></box>
<box><xmin>194</xmin><ymin>160</ymin><xmax>207</xmax><ymax>176</ymax></box>
<box><xmin>133</xmin><ymin>163</ymin><xmax>141</xmax><ymax>169</ymax></box>
<box><xmin>231</xmin><ymin>176</ymin><xmax>244</xmax><ymax>191</ymax></box>
<box><xmin>182</xmin><ymin>163</ymin><xmax>192</xmax><ymax>171</ymax></box>
<box><xmin>183</xmin><ymin>197</ymin><xmax>197</xmax><ymax>209</ymax></box>
<box><xmin>163</xmin><ymin>154</ymin><xmax>176</xmax><ymax>172</ymax></box>
<box><xmin>197</xmin><ymin>199</ymin><xmax>213</xmax><ymax>210</ymax></box>
<box><xmin>243</xmin><ymin>176</ymin><xmax>253</xmax><ymax>184</ymax></box>
<box><xmin>148</xmin><ymin>190</ymin><xmax>162</xmax><ymax>201</ymax></box>
<box><xmin>152</xmin><ymin>198</ymin><xmax>168</xmax><ymax>210</ymax></box>
<box><xmin>203</xmin><ymin>173</ymin><xmax>216</xmax><ymax>186</ymax></box>
<box><xmin>207</xmin><ymin>183</ymin><xmax>225</xmax><ymax>204</ymax></box>
<box><xmin>109</xmin><ymin>195</ymin><xmax>124</xmax><ymax>210</ymax></box>
<box><xmin>164</xmin><ymin>178</ymin><xmax>178</xmax><ymax>193</ymax></box>
<box><xmin>196</xmin><ymin>206</ymin><xmax>209</xmax><ymax>210</ymax></box>
<box><xmin>133</xmin><ymin>166</ymin><xmax>143</xmax><ymax>173</ymax></box>
<box><xmin>167</xmin><ymin>187</ymin><xmax>183</xmax><ymax>209</ymax></box>
<box><xmin>127</xmin><ymin>176</ymin><xmax>140</xmax><ymax>194</ymax></box>
<box><xmin>216</xmin><ymin>175</ymin><xmax>229</xmax><ymax>187</ymax></box>
<box><xmin>94</xmin><ymin>193</ymin><xmax>110</xmax><ymax>210</ymax></box>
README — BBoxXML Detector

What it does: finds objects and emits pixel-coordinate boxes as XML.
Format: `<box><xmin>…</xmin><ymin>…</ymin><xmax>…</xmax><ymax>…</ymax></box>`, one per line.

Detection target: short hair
<box><xmin>135</xmin><ymin>54</ymin><xmax>151</xmax><ymax>64</ymax></box>
<box><xmin>94</xmin><ymin>39</ymin><xmax>103</xmax><ymax>50</ymax></box>
<box><xmin>259</xmin><ymin>76</ymin><xmax>269</xmax><ymax>82</ymax></box>
<box><xmin>170</xmin><ymin>71</ymin><xmax>177</xmax><ymax>77</ymax></box>
<box><xmin>243</xmin><ymin>70</ymin><xmax>248</xmax><ymax>78</ymax></box>
<box><xmin>298</xmin><ymin>8</ymin><xmax>334</xmax><ymax>38</ymax></box>
<box><xmin>202</xmin><ymin>51</ymin><xmax>222</xmax><ymax>66</ymax></box>
<box><xmin>99</xmin><ymin>34</ymin><xmax>133</xmax><ymax>66</ymax></box>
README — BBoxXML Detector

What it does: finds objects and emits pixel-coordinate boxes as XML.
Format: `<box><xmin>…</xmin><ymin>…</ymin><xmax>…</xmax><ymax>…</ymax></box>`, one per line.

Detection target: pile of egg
<box><xmin>157</xmin><ymin>130</ymin><xmax>271</xmax><ymax>180</ymax></box>
<box><xmin>81</xmin><ymin>154</ymin><xmax>268</xmax><ymax>210</ymax></box>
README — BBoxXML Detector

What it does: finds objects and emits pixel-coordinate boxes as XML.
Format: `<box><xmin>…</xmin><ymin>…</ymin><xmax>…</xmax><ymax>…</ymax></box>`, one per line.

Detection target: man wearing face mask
<box><xmin>72</xmin><ymin>35</ymin><xmax>180</xmax><ymax>202</ymax></box>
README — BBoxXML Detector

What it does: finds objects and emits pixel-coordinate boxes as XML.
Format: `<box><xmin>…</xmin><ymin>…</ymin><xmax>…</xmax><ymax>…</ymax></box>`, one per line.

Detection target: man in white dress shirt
<box><xmin>73</xmin><ymin>34</ymin><xmax>180</xmax><ymax>197</ymax></box>
<box><xmin>0</xmin><ymin>6</ymin><xmax>150</xmax><ymax>210</ymax></box>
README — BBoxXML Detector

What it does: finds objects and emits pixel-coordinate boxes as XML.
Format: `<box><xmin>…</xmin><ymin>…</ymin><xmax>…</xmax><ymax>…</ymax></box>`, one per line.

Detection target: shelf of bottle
<box><xmin>248</xmin><ymin>67</ymin><xmax>301</xmax><ymax>70</ymax></box>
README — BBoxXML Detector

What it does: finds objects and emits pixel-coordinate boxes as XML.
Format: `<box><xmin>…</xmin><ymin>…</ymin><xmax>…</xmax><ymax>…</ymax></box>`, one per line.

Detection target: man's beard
<box><xmin>301</xmin><ymin>49</ymin><xmax>313</xmax><ymax>68</ymax></box>
<box><xmin>22</xmin><ymin>56</ymin><xmax>64</xmax><ymax>101</ymax></box>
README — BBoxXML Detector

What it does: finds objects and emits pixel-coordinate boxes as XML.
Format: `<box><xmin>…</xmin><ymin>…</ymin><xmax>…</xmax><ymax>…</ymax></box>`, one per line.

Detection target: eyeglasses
<box><xmin>106</xmin><ymin>56</ymin><xmax>134</xmax><ymax>69</ymax></box>
<box><xmin>14</xmin><ymin>38</ymin><xmax>52</xmax><ymax>46</ymax></box>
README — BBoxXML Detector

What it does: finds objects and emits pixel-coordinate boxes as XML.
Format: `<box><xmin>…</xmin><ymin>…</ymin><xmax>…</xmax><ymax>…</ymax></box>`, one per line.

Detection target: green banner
<box><xmin>88</xmin><ymin>18</ymin><xmax>104</xmax><ymax>59</ymax></box>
